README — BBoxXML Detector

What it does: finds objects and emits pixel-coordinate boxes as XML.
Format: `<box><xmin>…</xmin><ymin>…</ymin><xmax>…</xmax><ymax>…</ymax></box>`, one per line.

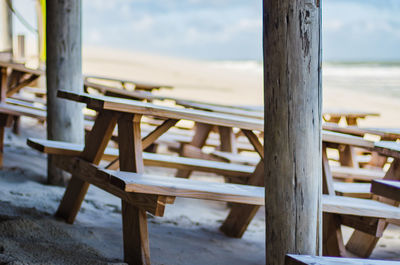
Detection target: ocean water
<box><xmin>210</xmin><ymin>60</ymin><xmax>400</xmax><ymax>98</ymax></box>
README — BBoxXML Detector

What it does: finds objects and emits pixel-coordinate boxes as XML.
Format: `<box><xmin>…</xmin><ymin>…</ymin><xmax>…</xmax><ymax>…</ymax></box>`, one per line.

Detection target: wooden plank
<box><xmin>371</xmin><ymin>179</ymin><xmax>400</xmax><ymax>202</ymax></box>
<box><xmin>331</xmin><ymin>166</ymin><xmax>385</xmax><ymax>182</ymax></box>
<box><xmin>322</xmin><ymin>195</ymin><xmax>400</xmax><ymax>219</ymax></box>
<box><xmin>85</xmin><ymin>80</ymin><xmax>166</xmax><ymax>101</ymax></box>
<box><xmin>323</xmin><ymin>213</ymin><xmax>346</xmax><ymax>257</ymax></box>
<box><xmin>175</xmin><ymin>99</ymin><xmax>264</xmax><ymax>119</ymax></box>
<box><xmin>346</xmin><ymin>158</ymin><xmax>400</xmax><ymax>257</ymax></box>
<box><xmin>241</xmin><ymin>129</ymin><xmax>264</xmax><ymax>159</ymax></box>
<box><xmin>0</xmin><ymin>66</ymin><xmax>8</xmax><ymax>102</ymax></box>
<box><xmin>117</xmin><ymin>113</ymin><xmax>151</xmax><ymax>265</ymax></box>
<box><xmin>26</xmin><ymin>138</ymin><xmax>254</xmax><ymax>177</ymax></box>
<box><xmin>0</xmin><ymin>61</ymin><xmax>44</xmax><ymax>76</ymax></box>
<box><xmin>374</xmin><ymin>141</ymin><xmax>400</xmax><ymax>160</ymax></box>
<box><xmin>0</xmin><ymin>102</ymin><xmax>46</xmax><ymax>120</ymax></box>
<box><xmin>220</xmin><ymin>161</ymin><xmax>264</xmax><ymax>238</ymax></box>
<box><xmin>218</xmin><ymin>126</ymin><xmax>237</xmax><ymax>154</ymax></box>
<box><xmin>84</xmin><ymin>75</ymin><xmax>173</xmax><ymax>91</ymax></box>
<box><xmin>57</xmin><ymin>90</ymin><xmax>264</xmax><ymax>131</ymax></box>
<box><xmin>103</xmin><ymin>169</ymin><xmax>265</xmax><ymax>205</ymax></box>
<box><xmin>142</xmin><ymin>119</ymin><xmax>178</xmax><ymax>150</ymax></box>
<box><xmin>6</xmin><ymin>73</ymin><xmax>39</xmax><ymax>97</ymax></box>
<box><xmin>55</xmin><ymin>111</ymin><xmax>118</xmax><ymax>223</ymax></box>
<box><xmin>285</xmin><ymin>254</ymin><xmax>400</xmax><ymax>265</ymax></box>
<box><xmin>176</xmin><ymin>123</ymin><xmax>213</xmax><ymax>178</ymax></box>
<box><xmin>334</xmin><ymin>182</ymin><xmax>371</xmax><ymax>198</ymax></box>
<box><xmin>53</xmin><ymin>155</ymin><xmax>165</xmax><ymax>216</ymax></box>
<box><xmin>322</xmin><ymin>131</ymin><xmax>375</xmax><ymax>149</ymax></box>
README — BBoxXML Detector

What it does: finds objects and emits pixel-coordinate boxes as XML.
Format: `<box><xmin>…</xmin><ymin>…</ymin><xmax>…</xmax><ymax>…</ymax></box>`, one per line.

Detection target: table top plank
<box><xmin>58</xmin><ymin>90</ymin><xmax>264</xmax><ymax>131</ymax></box>
<box><xmin>371</xmin><ymin>179</ymin><xmax>400</xmax><ymax>202</ymax></box>
<box><xmin>0</xmin><ymin>61</ymin><xmax>44</xmax><ymax>76</ymax></box>
<box><xmin>84</xmin><ymin>75</ymin><xmax>173</xmax><ymax>90</ymax></box>
<box><xmin>286</xmin><ymin>254</ymin><xmax>400</xmax><ymax>265</ymax></box>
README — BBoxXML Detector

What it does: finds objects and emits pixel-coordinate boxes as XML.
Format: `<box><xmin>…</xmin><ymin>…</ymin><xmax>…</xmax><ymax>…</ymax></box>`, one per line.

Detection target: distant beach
<box><xmin>82</xmin><ymin>46</ymin><xmax>400</xmax><ymax>127</ymax></box>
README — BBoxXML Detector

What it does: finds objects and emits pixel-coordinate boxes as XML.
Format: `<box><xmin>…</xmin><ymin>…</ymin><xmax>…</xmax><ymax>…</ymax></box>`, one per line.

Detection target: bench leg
<box><xmin>12</xmin><ymin>116</ymin><xmax>20</xmax><ymax>135</ymax></box>
<box><xmin>0</xmin><ymin>114</ymin><xmax>13</xmax><ymax>167</ymax></box>
<box><xmin>122</xmin><ymin>201</ymin><xmax>151</xmax><ymax>265</ymax></box>
<box><xmin>220</xmin><ymin>162</ymin><xmax>264</xmax><ymax>237</ymax></box>
<box><xmin>323</xmin><ymin>213</ymin><xmax>347</xmax><ymax>257</ymax></box>
<box><xmin>345</xmin><ymin>159</ymin><xmax>400</xmax><ymax>257</ymax></box>
<box><xmin>345</xmin><ymin>230</ymin><xmax>380</xmax><ymax>258</ymax></box>
<box><xmin>0</xmin><ymin>125</ymin><xmax>4</xmax><ymax>167</ymax></box>
<box><xmin>56</xmin><ymin>111</ymin><xmax>118</xmax><ymax>223</ymax></box>
<box><xmin>176</xmin><ymin>123</ymin><xmax>213</xmax><ymax>179</ymax></box>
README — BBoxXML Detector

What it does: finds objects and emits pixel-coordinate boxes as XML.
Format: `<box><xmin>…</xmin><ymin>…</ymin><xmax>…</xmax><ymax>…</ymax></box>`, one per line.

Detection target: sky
<box><xmin>9</xmin><ymin>0</ymin><xmax>400</xmax><ymax>62</ymax></box>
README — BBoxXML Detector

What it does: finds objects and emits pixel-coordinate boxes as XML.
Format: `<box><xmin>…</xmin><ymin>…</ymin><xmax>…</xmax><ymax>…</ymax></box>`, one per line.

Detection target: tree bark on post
<box><xmin>264</xmin><ymin>1</ymin><xmax>322</xmax><ymax>264</ymax></box>
<box><xmin>46</xmin><ymin>0</ymin><xmax>84</xmax><ymax>185</ymax></box>
<box><xmin>0</xmin><ymin>0</ymin><xmax>13</xmax><ymax>61</ymax></box>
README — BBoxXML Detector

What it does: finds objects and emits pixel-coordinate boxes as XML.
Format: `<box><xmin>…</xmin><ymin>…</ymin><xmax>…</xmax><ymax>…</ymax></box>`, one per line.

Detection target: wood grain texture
<box><xmin>27</xmin><ymin>138</ymin><xmax>254</xmax><ymax>177</ymax></box>
<box><xmin>345</xmin><ymin>158</ymin><xmax>400</xmax><ymax>257</ymax></box>
<box><xmin>105</xmin><ymin>169</ymin><xmax>264</xmax><ymax>205</ymax></box>
<box><xmin>117</xmin><ymin>113</ymin><xmax>151</xmax><ymax>265</ymax></box>
<box><xmin>56</xmin><ymin>111</ymin><xmax>118</xmax><ymax>223</ymax></box>
<box><xmin>57</xmin><ymin>90</ymin><xmax>264</xmax><ymax>131</ymax></box>
<box><xmin>176</xmin><ymin>123</ymin><xmax>213</xmax><ymax>178</ymax></box>
<box><xmin>371</xmin><ymin>179</ymin><xmax>400</xmax><ymax>201</ymax></box>
<box><xmin>264</xmin><ymin>1</ymin><xmax>322</xmax><ymax>261</ymax></box>
<box><xmin>46</xmin><ymin>0</ymin><xmax>84</xmax><ymax>185</ymax></box>
<box><xmin>285</xmin><ymin>254</ymin><xmax>399</xmax><ymax>265</ymax></box>
<box><xmin>142</xmin><ymin>119</ymin><xmax>178</xmax><ymax>150</ymax></box>
<box><xmin>53</xmin><ymin>156</ymin><xmax>165</xmax><ymax>216</ymax></box>
<box><xmin>220</xmin><ymin>161</ymin><xmax>264</xmax><ymax>238</ymax></box>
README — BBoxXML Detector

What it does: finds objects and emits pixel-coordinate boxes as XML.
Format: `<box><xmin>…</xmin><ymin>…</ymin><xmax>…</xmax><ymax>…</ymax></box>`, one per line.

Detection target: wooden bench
<box><xmin>26</xmin><ymin>138</ymin><xmax>400</xmax><ymax>264</ymax></box>
<box><xmin>285</xmin><ymin>254</ymin><xmax>400</xmax><ymax>265</ymax></box>
<box><xmin>48</xmin><ymin>154</ymin><xmax>400</xmax><ymax>264</ymax></box>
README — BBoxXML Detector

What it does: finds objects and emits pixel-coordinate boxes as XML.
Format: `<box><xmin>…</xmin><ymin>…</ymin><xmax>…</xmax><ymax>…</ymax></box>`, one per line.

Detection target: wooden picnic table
<box><xmin>0</xmin><ymin>61</ymin><xmax>44</xmax><ymax>102</ymax></box>
<box><xmin>84</xmin><ymin>80</ymin><xmax>379</xmax><ymax>127</ymax></box>
<box><xmin>84</xmin><ymin>74</ymin><xmax>173</xmax><ymax>92</ymax></box>
<box><xmin>52</xmin><ymin>90</ymin><xmax>400</xmax><ymax>261</ymax></box>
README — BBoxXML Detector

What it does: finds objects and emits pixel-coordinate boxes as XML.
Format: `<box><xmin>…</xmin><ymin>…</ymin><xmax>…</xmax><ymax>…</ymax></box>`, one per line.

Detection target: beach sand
<box><xmin>0</xmin><ymin>47</ymin><xmax>399</xmax><ymax>264</ymax></box>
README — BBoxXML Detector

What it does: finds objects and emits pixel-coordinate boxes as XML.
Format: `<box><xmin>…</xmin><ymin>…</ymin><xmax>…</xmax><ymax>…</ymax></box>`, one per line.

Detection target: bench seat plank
<box><xmin>334</xmin><ymin>182</ymin><xmax>371</xmax><ymax>198</ymax></box>
<box><xmin>331</xmin><ymin>166</ymin><xmax>385</xmax><ymax>181</ymax></box>
<box><xmin>102</xmin><ymin>169</ymin><xmax>264</xmax><ymax>205</ymax></box>
<box><xmin>371</xmin><ymin>179</ymin><xmax>400</xmax><ymax>202</ymax></box>
<box><xmin>322</xmin><ymin>195</ymin><xmax>400</xmax><ymax>219</ymax></box>
<box><xmin>286</xmin><ymin>254</ymin><xmax>400</xmax><ymax>265</ymax></box>
<box><xmin>27</xmin><ymin>138</ymin><xmax>254</xmax><ymax>177</ymax></box>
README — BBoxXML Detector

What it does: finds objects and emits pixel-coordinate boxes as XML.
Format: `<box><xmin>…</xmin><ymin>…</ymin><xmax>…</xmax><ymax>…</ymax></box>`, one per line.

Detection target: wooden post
<box><xmin>264</xmin><ymin>1</ymin><xmax>322</xmax><ymax>264</ymax></box>
<box><xmin>0</xmin><ymin>0</ymin><xmax>13</xmax><ymax>61</ymax></box>
<box><xmin>46</xmin><ymin>0</ymin><xmax>84</xmax><ymax>185</ymax></box>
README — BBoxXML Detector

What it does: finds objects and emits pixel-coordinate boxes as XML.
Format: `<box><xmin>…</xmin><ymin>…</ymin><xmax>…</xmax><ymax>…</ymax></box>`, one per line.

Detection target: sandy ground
<box><xmin>0</xmin><ymin>48</ymin><xmax>399</xmax><ymax>264</ymax></box>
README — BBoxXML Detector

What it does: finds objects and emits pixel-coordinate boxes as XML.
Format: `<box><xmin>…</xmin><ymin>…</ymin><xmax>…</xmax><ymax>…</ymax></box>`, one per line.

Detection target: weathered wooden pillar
<box><xmin>46</xmin><ymin>0</ymin><xmax>84</xmax><ymax>185</ymax></box>
<box><xmin>0</xmin><ymin>0</ymin><xmax>13</xmax><ymax>61</ymax></box>
<box><xmin>264</xmin><ymin>1</ymin><xmax>322</xmax><ymax>264</ymax></box>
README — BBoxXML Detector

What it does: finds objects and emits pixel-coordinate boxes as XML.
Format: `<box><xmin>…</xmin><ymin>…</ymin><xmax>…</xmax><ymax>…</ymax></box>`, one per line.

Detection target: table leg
<box><xmin>56</xmin><ymin>111</ymin><xmax>118</xmax><ymax>223</ymax></box>
<box><xmin>118</xmin><ymin>113</ymin><xmax>151</xmax><ymax>265</ymax></box>
<box><xmin>175</xmin><ymin>123</ymin><xmax>213</xmax><ymax>178</ymax></box>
